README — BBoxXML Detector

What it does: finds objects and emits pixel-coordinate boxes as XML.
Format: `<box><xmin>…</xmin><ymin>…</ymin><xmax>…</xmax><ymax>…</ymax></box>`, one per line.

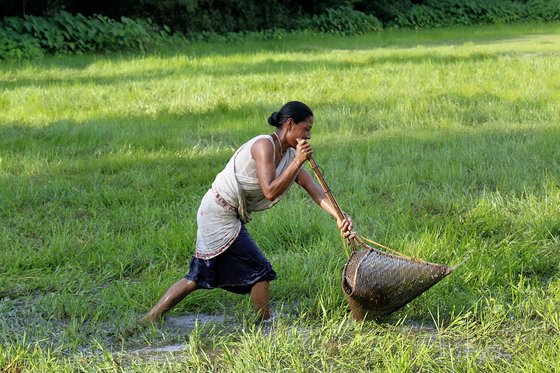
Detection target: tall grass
<box><xmin>1</xmin><ymin>22</ymin><xmax>559</xmax><ymax>370</ymax></box>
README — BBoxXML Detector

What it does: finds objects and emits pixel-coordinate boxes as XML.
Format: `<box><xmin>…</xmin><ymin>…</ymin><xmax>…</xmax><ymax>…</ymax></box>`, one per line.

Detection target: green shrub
<box><xmin>185</xmin><ymin>28</ymin><xmax>304</xmax><ymax>43</ymax></box>
<box><xmin>127</xmin><ymin>0</ymin><xmax>295</xmax><ymax>34</ymax></box>
<box><xmin>393</xmin><ymin>4</ymin><xmax>441</xmax><ymax>28</ymax></box>
<box><xmin>354</xmin><ymin>1</ymin><xmax>415</xmax><ymax>24</ymax></box>
<box><xmin>0</xmin><ymin>10</ymin><xmax>170</xmax><ymax>60</ymax></box>
<box><xmin>0</xmin><ymin>27</ymin><xmax>44</xmax><ymax>59</ymax></box>
<box><xmin>525</xmin><ymin>0</ymin><xmax>560</xmax><ymax>22</ymax></box>
<box><xmin>311</xmin><ymin>6</ymin><xmax>382</xmax><ymax>35</ymax></box>
<box><xmin>392</xmin><ymin>0</ymin><xmax>560</xmax><ymax>29</ymax></box>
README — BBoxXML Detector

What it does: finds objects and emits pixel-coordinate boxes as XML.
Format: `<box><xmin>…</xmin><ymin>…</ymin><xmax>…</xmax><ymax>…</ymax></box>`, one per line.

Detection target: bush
<box><xmin>525</xmin><ymin>0</ymin><xmax>560</xmax><ymax>22</ymax></box>
<box><xmin>311</xmin><ymin>6</ymin><xmax>382</xmax><ymax>35</ymax></box>
<box><xmin>0</xmin><ymin>27</ymin><xmax>44</xmax><ymax>59</ymax></box>
<box><xmin>0</xmin><ymin>10</ymin><xmax>170</xmax><ymax>59</ymax></box>
<box><xmin>392</xmin><ymin>0</ymin><xmax>560</xmax><ymax>29</ymax></box>
<box><xmin>113</xmin><ymin>0</ymin><xmax>297</xmax><ymax>34</ymax></box>
<box><xmin>354</xmin><ymin>1</ymin><xmax>415</xmax><ymax>24</ymax></box>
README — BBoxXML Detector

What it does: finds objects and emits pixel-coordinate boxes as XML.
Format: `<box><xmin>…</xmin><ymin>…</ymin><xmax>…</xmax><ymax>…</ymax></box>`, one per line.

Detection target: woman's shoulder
<box><xmin>248</xmin><ymin>134</ymin><xmax>274</xmax><ymax>150</ymax></box>
<box><xmin>235</xmin><ymin>135</ymin><xmax>274</xmax><ymax>161</ymax></box>
<box><xmin>250</xmin><ymin>134</ymin><xmax>273</xmax><ymax>143</ymax></box>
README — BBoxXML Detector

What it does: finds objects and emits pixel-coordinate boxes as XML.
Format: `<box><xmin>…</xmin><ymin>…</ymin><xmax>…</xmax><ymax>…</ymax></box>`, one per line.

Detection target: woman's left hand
<box><xmin>337</xmin><ymin>212</ymin><xmax>354</xmax><ymax>238</ymax></box>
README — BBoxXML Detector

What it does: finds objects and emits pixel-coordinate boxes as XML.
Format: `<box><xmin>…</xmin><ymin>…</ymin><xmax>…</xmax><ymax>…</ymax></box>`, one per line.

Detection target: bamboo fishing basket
<box><xmin>306</xmin><ymin>155</ymin><xmax>455</xmax><ymax>320</ymax></box>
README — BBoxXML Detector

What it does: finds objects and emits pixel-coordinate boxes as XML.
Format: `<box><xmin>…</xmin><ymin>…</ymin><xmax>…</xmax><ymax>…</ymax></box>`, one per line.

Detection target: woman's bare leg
<box><xmin>141</xmin><ymin>278</ymin><xmax>198</xmax><ymax>323</ymax></box>
<box><xmin>250</xmin><ymin>281</ymin><xmax>271</xmax><ymax>320</ymax></box>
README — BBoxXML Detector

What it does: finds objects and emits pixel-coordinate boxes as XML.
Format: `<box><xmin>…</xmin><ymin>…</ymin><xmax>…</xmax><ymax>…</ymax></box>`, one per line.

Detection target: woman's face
<box><xmin>287</xmin><ymin>116</ymin><xmax>314</xmax><ymax>146</ymax></box>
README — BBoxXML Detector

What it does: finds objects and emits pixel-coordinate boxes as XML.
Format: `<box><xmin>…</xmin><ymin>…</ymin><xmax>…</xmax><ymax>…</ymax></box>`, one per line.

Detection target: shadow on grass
<box><xmin>1</xmin><ymin>99</ymin><xmax>559</xmax><ymax>189</ymax></box>
<box><xmin>2</xmin><ymin>21</ymin><xmax>556</xmax><ymax>69</ymax></box>
<box><xmin>5</xmin><ymin>22</ymin><xmax>559</xmax><ymax>90</ymax></box>
<box><xmin>0</xmin><ymin>102</ymin><xmax>274</xmax><ymax>154</ymax></box>
<box><xmin>0</xmin><ymin>51</ymin><xmax>501</xmax><ymax>91</ymax></box>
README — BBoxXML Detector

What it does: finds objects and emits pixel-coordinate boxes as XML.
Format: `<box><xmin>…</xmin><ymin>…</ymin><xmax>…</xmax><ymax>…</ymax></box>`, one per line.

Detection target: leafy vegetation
<box><xmin>311</xmin><ymin>6</ymin><xmax>383</xmax><ymax>35</ymax></box>
<box><xmin>393</xmin><ymin>0</ymin><xmax>560</xmax><ymax>29</ymax></box>
<box><xmin>0</xmin><ymin>11</ymin><xmax>171</xmax><ymax>59</ymax></box>
<box><xmin>2</xmin><ymin>1</ymin><xmax>560</xmax><ymax>59</ymax></box>
<box><xmin>1</xmin><ymin>22</ymin><xmax>559</xmax><ymax>370</ymax></box>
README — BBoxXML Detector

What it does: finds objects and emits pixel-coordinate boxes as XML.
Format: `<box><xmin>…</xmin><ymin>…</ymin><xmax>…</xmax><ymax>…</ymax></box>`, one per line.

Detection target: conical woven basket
<box><xmin>342</xmin><ymin>244</ymin><xmax>454</xmax><ymax>320</ymax></box>
<box><xmin>303</xmin><ymin>150</ymin><xmax>455</xmax><ymax>321</ymax></box>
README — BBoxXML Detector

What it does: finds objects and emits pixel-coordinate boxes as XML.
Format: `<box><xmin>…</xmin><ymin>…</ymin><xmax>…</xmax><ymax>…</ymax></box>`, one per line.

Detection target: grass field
<box><xmin>1</xmin><ymin>22</ymin><xmax>560</xmax><ymax>371</ymax></box>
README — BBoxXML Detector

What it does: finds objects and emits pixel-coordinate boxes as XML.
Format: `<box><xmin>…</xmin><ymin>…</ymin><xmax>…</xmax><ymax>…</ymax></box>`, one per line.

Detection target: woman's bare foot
<box><xmin>141</xmin><ymin>278</ymin><xmax>198</xmax><ymax>324</ymax></box>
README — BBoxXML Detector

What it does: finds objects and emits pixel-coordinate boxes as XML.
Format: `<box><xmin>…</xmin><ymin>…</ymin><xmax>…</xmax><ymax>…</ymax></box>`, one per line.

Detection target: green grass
<box><xmin>1</xmin><ymin>22</ymin><xmax>560</xmax><ymax>371</ymax></box>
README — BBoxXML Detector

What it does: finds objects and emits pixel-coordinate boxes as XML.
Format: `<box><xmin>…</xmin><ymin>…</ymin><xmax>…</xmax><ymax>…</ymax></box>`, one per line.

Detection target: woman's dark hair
<box><xmin>268</xmin><ymin>101</ymin><xmax>313</xmax><ymax>128</ymax></box>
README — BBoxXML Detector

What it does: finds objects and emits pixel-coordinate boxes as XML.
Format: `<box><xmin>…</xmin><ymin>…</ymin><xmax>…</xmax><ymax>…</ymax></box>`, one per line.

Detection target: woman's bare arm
<box><xmin>296</xmin><ymin>168</ymin><xmax>353</xmax><ymax>236</ymax></box>
<box><xmin>251</xmin><ymin>138</ymin><xmax>307</xmax><ymax>201</ymax></box>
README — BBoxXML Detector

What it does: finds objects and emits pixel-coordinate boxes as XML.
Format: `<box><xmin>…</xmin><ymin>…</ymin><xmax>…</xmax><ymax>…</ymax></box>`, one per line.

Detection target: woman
<box><xmin>142</xmin><ymin>101</ymin><xmax>353</xmax><ymax>322</ymax></box>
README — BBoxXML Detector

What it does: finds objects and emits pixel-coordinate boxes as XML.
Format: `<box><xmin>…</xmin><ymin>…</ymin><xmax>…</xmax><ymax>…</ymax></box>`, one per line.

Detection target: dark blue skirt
<box><xmin>185</xmin><ymin>226</ymin><xmax>277</xmax><ymax>294</ymax></box>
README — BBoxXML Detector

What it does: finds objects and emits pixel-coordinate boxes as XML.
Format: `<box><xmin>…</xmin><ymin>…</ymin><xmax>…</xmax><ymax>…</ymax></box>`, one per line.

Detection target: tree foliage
<box><xmin>0</xmin><ymin>11</ymin><xmax>169</xmax><ymax>59</ymax></box>
<box><xmin>1</xmin><ymin>0</ymin><xmax>559</xmax><ymax>59</ymax></box>
<box><xmin>4</xmin><ymin>1</ymin><xmax>557</xmax><ymax>33</ymax></box>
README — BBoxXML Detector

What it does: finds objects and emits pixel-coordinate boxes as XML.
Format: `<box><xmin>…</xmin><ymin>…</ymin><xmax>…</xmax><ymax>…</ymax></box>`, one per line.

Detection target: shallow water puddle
<box><xmin>127</xmin><ymin>313</ymin><xmax>232</xmax><ymax>359</ymax></box>
<box><xmin>127</xmin><ymin>343</ymin><xmax>223</xmax><ymax>365</ymax></box>
<box><xmin>164</xmin><ymin>313</ymin><xmax>232</xmax><ymax>330</ymax></box>
<box><xmin>132</xmin><ymin>343</ymin><xmax>189</xmax><ymax>355</ymax></box>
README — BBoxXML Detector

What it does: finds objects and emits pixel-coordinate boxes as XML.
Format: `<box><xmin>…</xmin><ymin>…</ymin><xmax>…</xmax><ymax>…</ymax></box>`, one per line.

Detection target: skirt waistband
<box><xmin>212</xmin><ymin>186</ymin><xmax>237</xmax><ymax>213</ymax></box>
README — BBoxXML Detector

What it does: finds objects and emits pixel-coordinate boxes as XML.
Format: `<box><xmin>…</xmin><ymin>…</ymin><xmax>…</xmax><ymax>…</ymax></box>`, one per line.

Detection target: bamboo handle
<box><xmin>298</xmin><ymin>139</ymin><xmax>355</xmax><ymax>254</ymax></box>
<box><xmin>297</xmin><ymin>139</ymin><xmax>345</xmax><ymax>221</ymax></box>
<box><xmin>307</xmin><ymin>157</ymin><xmax>346</xmax><ymax>222</ymax></box>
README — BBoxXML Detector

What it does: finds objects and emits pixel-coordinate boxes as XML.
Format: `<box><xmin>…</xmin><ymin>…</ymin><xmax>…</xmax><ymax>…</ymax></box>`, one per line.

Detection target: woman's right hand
<box><xmin>337</xmin><ymin>212</ymin><xmax>354</xmax><ymax>238</ymax></box>
<box><xmin>295</xmin><ymin>138</ymin><xmax>313</xmax><ymax>166</ymax></box>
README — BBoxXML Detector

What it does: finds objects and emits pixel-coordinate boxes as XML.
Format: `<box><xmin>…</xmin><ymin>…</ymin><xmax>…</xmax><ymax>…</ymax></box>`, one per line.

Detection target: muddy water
<box><xmin>129</xmin><ymin>313</ymin><xmax>232</xmax><ymax>357</ymax></box>
<box><xmin>164</xmin><ymin>313</ymin><xmax>232</xmax><ymax>330</ymax></box>
<box><xmin>128</xmin><ymin>310</ymin><xmax>300</xmax><ymax>359</ymax></box>
<box><xmin>132</xmin><ymin>343</ymin><xmax>190</xmax><ymax>355</ymax></box>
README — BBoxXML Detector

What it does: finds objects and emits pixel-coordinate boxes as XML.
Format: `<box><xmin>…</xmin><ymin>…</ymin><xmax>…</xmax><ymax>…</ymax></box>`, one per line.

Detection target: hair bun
<box><xmin>267</xmin><ymin>112</ymin><xmax>281</xmax><ymax>127</ymax></box>
<box><xmin>267</xmin><ymin>101</ymin><xmax>313</xmax><ymax>128</ymax></box>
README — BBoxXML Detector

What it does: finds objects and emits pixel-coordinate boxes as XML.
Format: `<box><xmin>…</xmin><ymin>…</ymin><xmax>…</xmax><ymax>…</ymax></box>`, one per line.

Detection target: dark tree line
<box><xmin>2</xmin><ymin>0</ymin><xmax>558</xmax><ymax>34</ymax></box>
<box><xmin>1</xmin><ymin>1</ymin><xmax>418</xmax><ymax>32</ymax></box>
